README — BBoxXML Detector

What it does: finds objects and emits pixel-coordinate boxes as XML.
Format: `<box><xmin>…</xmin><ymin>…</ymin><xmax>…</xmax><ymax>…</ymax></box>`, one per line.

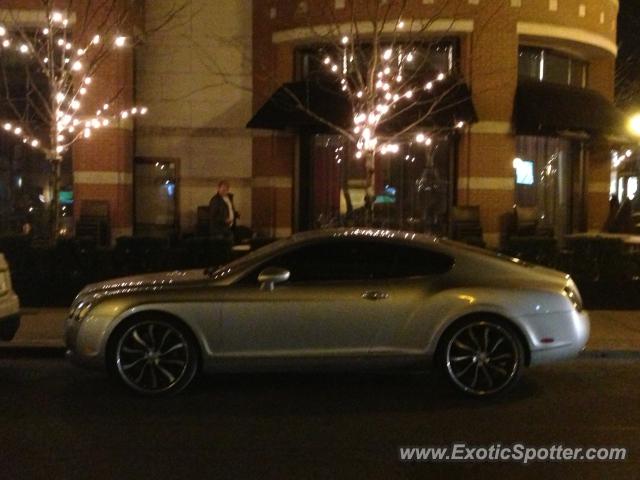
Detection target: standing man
<box><xmin>209</xmin><ymin>180</ymin><xmax>238</xmax><ymax>240</ymax></box>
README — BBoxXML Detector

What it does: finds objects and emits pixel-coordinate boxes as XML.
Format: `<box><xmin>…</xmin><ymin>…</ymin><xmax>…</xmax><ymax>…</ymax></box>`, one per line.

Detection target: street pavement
<box><xmin>0</xmin><ymin>358</ymin><xmax>638</xmax><ymax>479</ymax></box>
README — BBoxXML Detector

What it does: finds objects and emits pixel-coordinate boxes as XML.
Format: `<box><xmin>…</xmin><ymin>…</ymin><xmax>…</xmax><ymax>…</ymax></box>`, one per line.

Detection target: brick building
<box><xmin>0</xmin><ymin>0</ymin><xmax>625</xmax><ymax>246</ymax></box>
<box><xmin>248</xmin><ymin>0</ymin><xmax>623</xmax><ymax>246</ymax></box>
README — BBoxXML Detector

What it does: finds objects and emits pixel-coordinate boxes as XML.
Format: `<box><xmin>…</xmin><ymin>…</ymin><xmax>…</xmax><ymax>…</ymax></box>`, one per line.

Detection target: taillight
<box><xmin>563</xmin><ymin>286</ymin><xmax>583</xmax><ymax>312</ymax></box>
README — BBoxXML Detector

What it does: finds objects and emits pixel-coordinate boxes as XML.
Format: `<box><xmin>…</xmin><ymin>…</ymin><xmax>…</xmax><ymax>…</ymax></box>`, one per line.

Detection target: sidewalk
<box><xmin>584</xmin><ymin>310</ymin><xmax>640</xmax><ymax>357</ymax></box>
<box><xmin>1</xmin><ymin>308</ymin><xmax>639</xmax><ymax>356</ymax></box>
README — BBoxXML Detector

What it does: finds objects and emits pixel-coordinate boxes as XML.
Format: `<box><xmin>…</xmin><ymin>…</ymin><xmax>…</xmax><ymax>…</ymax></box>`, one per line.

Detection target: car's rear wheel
<box><xmin>438</xmin><ymin>318</ymin><xmax>524</xmax><ymax>397</ymax></box>
<box><xmin>108</xmin><ymin>315</ymin><xmax>199</xmax><ymax>396</ymax></box>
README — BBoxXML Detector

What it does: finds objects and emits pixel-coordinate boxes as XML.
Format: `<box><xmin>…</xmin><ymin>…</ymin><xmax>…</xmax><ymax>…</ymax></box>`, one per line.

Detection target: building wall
<box><xmin>2</xmin><ymin>0</ymin><xmax>618</xmax><ymax>241</ymax></box>
<box><xmin>252</xmin><ymin>0</ymin><xmax>619</xmax><ymax>244</ymax></box>
<box><xmin>135</xmin><ymin>0</ymin><xmax>253</xmax><ymax>234</ymax></box>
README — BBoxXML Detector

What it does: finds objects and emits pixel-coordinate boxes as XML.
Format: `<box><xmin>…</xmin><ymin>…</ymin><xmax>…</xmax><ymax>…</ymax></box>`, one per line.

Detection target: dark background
<box><xmin>617</xmin><ymin>0</ymin><xmax>640</xmax><ymax>109</ymax></box>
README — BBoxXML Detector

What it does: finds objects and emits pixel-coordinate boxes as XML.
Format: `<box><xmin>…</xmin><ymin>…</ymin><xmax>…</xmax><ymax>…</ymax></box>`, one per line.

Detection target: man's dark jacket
<box><xmin>209</xmin><ymin>193</ymin><xmax>236</xmax><ymax>235</ymax></box>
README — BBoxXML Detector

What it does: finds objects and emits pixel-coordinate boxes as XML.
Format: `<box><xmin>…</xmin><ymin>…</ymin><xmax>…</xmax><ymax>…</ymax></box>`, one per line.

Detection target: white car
<box><xmin>0</xmin><ymin>253</ymin><xmax>20</xmax><ymax>342</ymax></box>
<box><xmin>66</xmin><ymin>229</ymin><xmax>589</xmax><ymax>397</ymax></box>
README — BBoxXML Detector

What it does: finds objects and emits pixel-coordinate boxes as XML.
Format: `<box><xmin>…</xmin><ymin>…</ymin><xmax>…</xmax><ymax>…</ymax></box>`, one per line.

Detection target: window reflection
<box><xmin>515</xmin><ymin>136</ymin><xmax>585</xmax><ymax>237</ymax></box>
<box><xmin>134</xmin><ymin>159</ymin><xmax>177</xmax><ymax>237</ymax></box>
<box><xmin>310</xmin><ymin>134</ymin><xmax>453</xmax><ymax>234</ymax></box>
<box><xmin>296</xmin><ymin>41</ymin><xmax>457</xmax><ymax>81</ymax></box>
<box><xmin>518</xmin><ymin>47</ymin><xmax>588</xmax><ymax>88</ymax></box>
<box><xmin>611</xmin><ymin>149</ymin><xmax>640</xmax><ymax>209</ymax></box>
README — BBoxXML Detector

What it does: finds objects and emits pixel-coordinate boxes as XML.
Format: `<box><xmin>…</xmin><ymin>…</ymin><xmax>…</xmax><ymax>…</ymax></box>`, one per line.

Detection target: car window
<box><xmin>266</xmin><ymin>240</ymin><xmax>396</xmax><ymax>282</ymax></box>
<box><xmin>240</xmin><ymin>239</ymin><xmax>453</xmax><ymax>284</ymax></box>
<box><xmin>392</xmin><ymin>245</ymin><xmax>454</xmax><ymax>277</ymax></box>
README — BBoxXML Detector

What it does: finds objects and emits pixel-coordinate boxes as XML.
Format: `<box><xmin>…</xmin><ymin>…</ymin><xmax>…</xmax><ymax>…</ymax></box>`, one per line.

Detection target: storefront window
<box><xmin>306</xmin><ymin>134</ymin><xmax>454</xmax><ymax>234</ymax></box>
<box><xmin>518</xmin><ymin>48</ymin><xmax>542</xmax><ymax>80</ymax></box>
<box><xmin>295</xmin><ymin>41</ymin><xmax>459</xmax><ymax>233</ymax></box>
<box><xmin>296</xmin><ymin>41</ymin><xmax>456</xmax><ymax>81</ymax></box>
<box><xmin>543</xmin><ymin>52</ymin><xmax>571</xmax><ymax>85</ymax></box>
<box><xmin>518</xmin><ymin>47</ymin><xmax>588</xmax><ymax>88</ymax></box>
<box><xmin>515</xmin><ymin>136</ymin><xmax>585</xmax><ymax>237</ymax></box>
<box><xmin>610</xmin><ymin>150</ymin><xmax>640</xmax><ymax>207</ymax></box>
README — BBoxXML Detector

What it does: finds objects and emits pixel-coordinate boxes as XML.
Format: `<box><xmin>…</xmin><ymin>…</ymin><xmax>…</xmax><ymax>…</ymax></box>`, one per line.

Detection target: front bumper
<box><xmin>64</xmin><ymin>315</ymin><xmax>105</xmax><ymax>370</ymax></box>
<box><xmin>527</xmin><ymin>309</ymin><xmax>590</xmax><ymax>365</ymax></box>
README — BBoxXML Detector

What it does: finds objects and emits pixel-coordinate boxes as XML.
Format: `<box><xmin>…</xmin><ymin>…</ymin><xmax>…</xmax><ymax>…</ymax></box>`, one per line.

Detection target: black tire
<box><xmin>107</xmin><ymin>313</ymin><xmax>200</xmax><ymax>396</ymax></box>
<box><xmin>437</xmin><ymin>316</ymin><xmax>525</xmax><ymax>397</ymax></box>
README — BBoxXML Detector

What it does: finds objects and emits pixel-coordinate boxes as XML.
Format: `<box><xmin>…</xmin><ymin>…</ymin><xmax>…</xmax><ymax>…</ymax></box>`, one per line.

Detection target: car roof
<box><xmin>210</xmin><ymin>228</ymin><xmax>450</xmax><ymax>282</ymax></box>
<box><xmin>287</xmin><ymin>228</ymin><xmax>443</xmax><ymax>246</ymax></box>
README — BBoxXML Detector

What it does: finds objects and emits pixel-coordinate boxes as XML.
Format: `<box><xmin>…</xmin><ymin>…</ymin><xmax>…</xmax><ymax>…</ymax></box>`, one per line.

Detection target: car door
<box><xmin>217</xmin><ymin>239</ymin><xmax>401</xmax><ymax>357</ymax></box>
<box><xmin>366</xmin><ymin>244</ymin><xmax>455</xmax><ymax>354</ymax></box>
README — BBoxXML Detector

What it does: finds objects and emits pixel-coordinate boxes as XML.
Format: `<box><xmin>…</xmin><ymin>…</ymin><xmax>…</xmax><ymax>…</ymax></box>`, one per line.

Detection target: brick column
<box><xmin>252</xmin><ymin>8</ymin><xmax>294</xmax><ymax>238</ymax></box>
<box><xmin>72</xmin><ymin>5</ymin><xmax>135</xmax><ymax>241</ymax></box>
<box><xmin>586</xmin><ymin>56</ymin><xmax>617</xmax><ymax>232</ymax></box>
<box><xmin>457</xmin><ymin>6</ymin><xmax>519</xmax><ymax>247</ymax></box>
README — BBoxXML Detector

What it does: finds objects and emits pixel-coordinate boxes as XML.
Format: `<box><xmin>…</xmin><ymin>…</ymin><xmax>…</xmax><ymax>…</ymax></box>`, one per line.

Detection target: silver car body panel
<box><xmin>65</xmin><ymin>228</ymin><xmax>589</xmax><ymax>372</ymax></box>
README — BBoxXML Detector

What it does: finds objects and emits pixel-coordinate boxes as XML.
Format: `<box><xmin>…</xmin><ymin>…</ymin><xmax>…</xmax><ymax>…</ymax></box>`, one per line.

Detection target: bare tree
<box><xmin>292</xmin><ymin>1</ymin><xmax>475</xmax><ymax>222</ymax></box>
<box><xmin>0</xmin><ymin>1</ymin><xmax>183</xmax><ymax>239</ymax></box>
<box><xmin>186</xmin><ymin>0</ymin><xmax>503</xmax><ymax>228</ymax></box>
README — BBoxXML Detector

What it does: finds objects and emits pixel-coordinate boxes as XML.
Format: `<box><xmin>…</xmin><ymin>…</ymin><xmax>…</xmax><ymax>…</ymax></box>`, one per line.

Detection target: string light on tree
<box><xmin>0</xmin><ymin>10</ymin><xmax>149</xmax><ymax>238</ymax></box>
<box><xmin>322</xmin><ymin>35</ymin><xmax>449</xmax><ymax>160</ymax></box>
<box><xmin>0</xmin><ymin>12</ymin><xmax>146</xmax><ymax>159</ymax></box>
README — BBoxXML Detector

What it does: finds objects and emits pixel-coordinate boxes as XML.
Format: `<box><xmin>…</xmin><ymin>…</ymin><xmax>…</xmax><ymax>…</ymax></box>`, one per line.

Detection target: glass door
<box><xmin>134</xmin><ymin>158</ymin><xmax>178</xmax><ymax>237</ymax></box>
<box><xmin>515</xmin><ymin>136</ymin><xmax>585</xmax><ymax>237</ymax></box>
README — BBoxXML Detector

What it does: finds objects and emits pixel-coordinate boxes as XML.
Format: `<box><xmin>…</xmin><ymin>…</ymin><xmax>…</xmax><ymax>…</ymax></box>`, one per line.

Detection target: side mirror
<box><xmin>258</xmin><ymin>266</ymin><xmax>290</xmax><ymax>291</ymax></box>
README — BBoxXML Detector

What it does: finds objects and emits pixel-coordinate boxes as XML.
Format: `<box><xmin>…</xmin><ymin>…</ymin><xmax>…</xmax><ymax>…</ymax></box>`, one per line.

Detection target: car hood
<box><xmin>79</xmin><ymin>269</ymin><xmax>212</xmax><ymax>296</ymax></box>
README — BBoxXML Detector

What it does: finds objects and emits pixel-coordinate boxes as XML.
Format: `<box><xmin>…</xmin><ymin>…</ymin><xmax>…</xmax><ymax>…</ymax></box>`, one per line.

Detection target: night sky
<box><xmin>617</xmin><ymin>0</ymin><xmax>640</xmax><ymax>108</ymax></box>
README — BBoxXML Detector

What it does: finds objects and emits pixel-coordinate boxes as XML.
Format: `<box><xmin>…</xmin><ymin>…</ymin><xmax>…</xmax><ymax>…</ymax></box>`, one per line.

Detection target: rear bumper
<box><xmin>527</xmin><ymin>310</ymin><xmax>590</xmax><ymax>365</ymax></box>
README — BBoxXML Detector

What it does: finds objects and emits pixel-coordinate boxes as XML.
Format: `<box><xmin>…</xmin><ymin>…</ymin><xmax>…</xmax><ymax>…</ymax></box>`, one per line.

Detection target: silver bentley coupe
<box><xmin>65</xmin><ymin>228</ymin><xmax>589</xmax><ymax>397</ymax></box>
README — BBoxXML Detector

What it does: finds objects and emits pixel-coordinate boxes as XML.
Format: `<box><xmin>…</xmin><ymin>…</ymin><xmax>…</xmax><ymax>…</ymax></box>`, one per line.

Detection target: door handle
<box><xmin>361</xmin><ymin>291</ymin><xmax>389</xmax><ymax>301</ymax></box>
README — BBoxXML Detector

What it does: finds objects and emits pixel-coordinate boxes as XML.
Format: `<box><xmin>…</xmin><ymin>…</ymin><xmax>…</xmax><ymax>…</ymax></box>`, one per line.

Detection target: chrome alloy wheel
<box><xmin>115</xmin><ymin>320</ymin><xmax>193</xmax><ymax>394</ymax></box>
<box><xmin>444</xmin><ymin>321</ymin><xmax>522</xmax><ymax>396</ymax></box>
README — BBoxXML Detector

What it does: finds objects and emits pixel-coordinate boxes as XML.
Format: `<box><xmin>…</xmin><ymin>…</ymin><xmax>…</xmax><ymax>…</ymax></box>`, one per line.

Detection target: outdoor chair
<box><xmin>450</xmin><ymin>206</ymin><xmax>485</xmax><ymax>248</ymax></box>
<box><xmin>76</xmin><ymin>200</ymin><xmax>110</xmax><ymax>246</ymax></box>
<box><xmin>512</xmin><ymin>206</ymin><xmax>554</xmax><ymax>237</ymax></box>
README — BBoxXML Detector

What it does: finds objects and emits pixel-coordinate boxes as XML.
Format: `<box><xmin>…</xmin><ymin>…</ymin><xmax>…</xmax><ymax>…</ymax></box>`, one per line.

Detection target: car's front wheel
<box><xmin>438</xmin><ymin>317</ymin><xmax>525</xmax><ymax>397</ymax></box>
<box><xmin>108</xmin><ymin>314</ymin><xmax>199</xmax><ymax>396</ymax></box>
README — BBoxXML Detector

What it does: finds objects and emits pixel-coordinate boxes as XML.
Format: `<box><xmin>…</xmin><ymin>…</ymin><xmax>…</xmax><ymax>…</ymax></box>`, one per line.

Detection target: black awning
<box><xmin>246</xmin><ymin>78</ymin><xmax>477</xmax><ymax>133</ymax></box>
<box><xmin>246</xmin><ymin>80</ymin><xmax>350</xmax><ymax>133</ymax></box>
<box><xmin>514</xmin><ymin>80</ymin><xmax>625</xmax><ymax>136</ymax></box>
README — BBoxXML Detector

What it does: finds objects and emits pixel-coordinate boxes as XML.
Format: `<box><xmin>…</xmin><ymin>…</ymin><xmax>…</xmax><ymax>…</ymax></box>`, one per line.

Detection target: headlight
<box><xmin>563</xmin><ymin>286</ymin><xmax>583</xmax><ymax>312</ymax></box>
<box><xmin>70</xmin><ymin>300</ymin><xmax>93</xmax><ymax>322</ymax></box>
<box><xmin>77</xmin><ymin>302</ymin><xmax>94</xmax><ymax>321</ymax></box>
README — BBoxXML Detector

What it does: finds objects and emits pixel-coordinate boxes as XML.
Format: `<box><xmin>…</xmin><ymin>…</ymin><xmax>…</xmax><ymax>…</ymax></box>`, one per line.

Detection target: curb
<box><xmin>579</xmin><ymin>349</ymin><xmax>640</xmax><ymax>360</ymax></box>
<box><xmin>0</xmin><ymin>346</ymin><xmax>66</xmax><ymax>358</ymax></box>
